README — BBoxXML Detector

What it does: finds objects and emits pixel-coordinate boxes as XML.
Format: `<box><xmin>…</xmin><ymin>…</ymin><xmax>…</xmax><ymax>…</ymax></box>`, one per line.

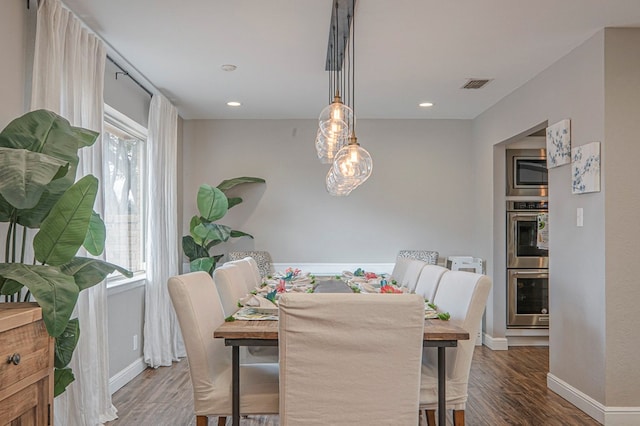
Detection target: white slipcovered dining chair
<box><xmin>398</xmin><ymin>258</ymin><xmax>428</xmax><ymax>292</ymax></box>
<box><xmin>213</xmin><ymin>263</ymin><xmax>247</xmax><ymax>317</ymax></box>
<box><xmin>420</xmin><ymin>271</ymin><xmax>492</xmax><ymax>426</ymax></box>
<box><xmin>225</xmin><ymin>256</ymin><xmax>262</xmax><ymax>293</ymax></box>
<box><xmin>228</xmin><ymin>250</ymin><xmax>275</xmax><ymax>278</ymax></box>
<box><xmin>390</xmin><ymin>256</ymin><xmax>413</xmax><ymax>283</ymax></box>
<box><xmin>214</xmin><ymin>263</ymin><xmax>279</xmax><ymax>363</ymax></box>
<box><xmin>167</xmin><ymin>271</ymin><xmax>279</xmax><ymax>426</ymax></box>
<box><xmin>414</xmin><ymin>264</ymin><xmax>450</xmax><ymax>302</ymax></box>
<box><xmin>278</xmin><ymin>293</ymin><xmax>425</xmax><ymax>425</ymax></box>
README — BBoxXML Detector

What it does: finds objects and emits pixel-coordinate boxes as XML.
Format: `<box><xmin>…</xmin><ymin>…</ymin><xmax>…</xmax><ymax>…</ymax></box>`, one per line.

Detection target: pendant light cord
<box><xmin>351</xmin><ymin>0</ymin><xmax>356</xmax><ymax>134</ymax></box>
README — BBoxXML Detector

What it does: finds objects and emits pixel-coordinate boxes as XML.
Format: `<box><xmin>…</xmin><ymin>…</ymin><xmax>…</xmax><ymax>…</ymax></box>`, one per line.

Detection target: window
<box><xmin>103</xmin><ymin>105</ymin><xmax>147</xmax><ymax>276</ymax></box>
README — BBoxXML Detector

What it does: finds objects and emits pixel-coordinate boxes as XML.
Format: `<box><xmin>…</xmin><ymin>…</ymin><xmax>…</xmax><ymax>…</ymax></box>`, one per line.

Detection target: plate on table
<box><xmin>251</xmin><ymin>306</ymin><xmax>279</xmax><ymax>315</ymax></box>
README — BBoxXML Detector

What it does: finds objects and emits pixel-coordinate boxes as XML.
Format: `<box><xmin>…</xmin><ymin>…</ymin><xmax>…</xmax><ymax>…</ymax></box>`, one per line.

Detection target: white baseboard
<box><xmin>272</xmin><ymin>262</ymin><xmax>395</xmax><ymax>276</ymax></box>
<box><xmin>506</xmin><ymin>335</ymin><xmax>549</xmax><ymax>347</ymax></box>
<box><xmin>483</xmin><ymin>333</ymin><xmax>509</xmax><ymax>350</ymax></box>
<box><xmin>548</xmin><ymin>373</ymin><xmax>640</xmax><ymax>425</ymax></box>
<box><xmin>109</xmin><ymin>357</ymin><xmax>146</xmax><ymax>395</ymax></box>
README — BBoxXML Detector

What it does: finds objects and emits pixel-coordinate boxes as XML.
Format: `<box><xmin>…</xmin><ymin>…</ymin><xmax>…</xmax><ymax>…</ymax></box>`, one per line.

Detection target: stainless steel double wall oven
<box><xmin>506</xmin><ymin>200</ymin><xmax>549</xmax><ymax>328</ymax></box>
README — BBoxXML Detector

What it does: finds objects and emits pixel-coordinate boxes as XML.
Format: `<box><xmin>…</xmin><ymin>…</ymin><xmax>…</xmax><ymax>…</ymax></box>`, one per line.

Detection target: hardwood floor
<box><xmin>106</xmin><ymin>346</ymin><xmax>600</xmax><ymax>425</ymax></box>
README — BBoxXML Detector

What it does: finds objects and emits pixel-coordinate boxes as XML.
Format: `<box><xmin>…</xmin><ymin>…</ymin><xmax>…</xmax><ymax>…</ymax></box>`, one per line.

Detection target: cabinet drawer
<box><xmin>0</xmin><ymin>319</ymin><xmax>50</xmax><ymax>393</ymax></box>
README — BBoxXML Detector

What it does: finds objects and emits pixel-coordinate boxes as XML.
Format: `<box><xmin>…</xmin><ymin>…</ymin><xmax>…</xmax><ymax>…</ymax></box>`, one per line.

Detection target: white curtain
<box><xmin>143</xmin><ymin>94</ymin><xmax>185</xmax><ymax>367</ymax></box>
<box><xmin>31</xmin><ymin>0</ymin><xmax>115</xmax><ymax>424</ymax></box>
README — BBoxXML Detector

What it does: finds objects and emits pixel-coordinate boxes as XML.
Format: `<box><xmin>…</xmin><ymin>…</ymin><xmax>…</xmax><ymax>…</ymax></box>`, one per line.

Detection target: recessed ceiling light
<box><xmin>227</xmin><ymin>101</ymin><xmax>241</xmax><ymax>107</ymax></box>
<box><xmin>221</xmin><ymin>64</ymin><xmax>237</xmax><ymax>72</ymax></box>
<box><xmin>419</xmin><ymin>102</ymin><xmax>434</xmax><ymax>108</ymax></box>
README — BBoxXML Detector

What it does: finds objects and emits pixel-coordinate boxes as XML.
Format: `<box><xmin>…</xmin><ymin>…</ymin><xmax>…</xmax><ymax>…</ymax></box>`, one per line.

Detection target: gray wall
<box><xmin>0</xmin><ymin>0</ymin><xmax>30</xmax><ymax>128</ymax></box>
<box><xmin>104</xmin><ymin>59</ymin><xmax>150</xmax><ymax>128</ymax></box>
<box><xmin>474</xmin><ymin>28</ymin><xmax>640</xmax><ymax>408</ymax></box>
<box><xmin>107</xmin><ymin>283</ymin><xmax>145</xmax><ymax>376</ymax></box>
<box><xmin>182</xmin><ymin>118</ymin><xmax>477</xmax><ymax>264</ymax></box>
<box><xmin>603</xmin><ymin>28</ymin><xmax>640</xmax><ymax>407</ymax></box>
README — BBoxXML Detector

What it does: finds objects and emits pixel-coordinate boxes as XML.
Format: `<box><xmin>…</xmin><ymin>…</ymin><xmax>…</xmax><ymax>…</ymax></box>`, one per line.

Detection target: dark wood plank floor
<box><xmin>106</xmin><ymin>346</ymin><xmax>600</xmax><ymax>425</ymax></box>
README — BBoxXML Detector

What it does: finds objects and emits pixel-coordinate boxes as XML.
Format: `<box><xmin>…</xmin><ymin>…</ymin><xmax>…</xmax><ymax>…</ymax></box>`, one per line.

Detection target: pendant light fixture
<box><xmin>316</xmin><ymin>0</ymin><xmax>354</xmax><ymax>164</ymax></box>
<box><xmin>323</xmin><ymin>0</ymin><xmax>372</xmax><ymax>195</ymax></box>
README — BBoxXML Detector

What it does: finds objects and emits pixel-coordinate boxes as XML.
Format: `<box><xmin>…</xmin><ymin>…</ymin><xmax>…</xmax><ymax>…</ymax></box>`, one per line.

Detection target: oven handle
<box><xmin>509</xmin><ymin>212</ymin><xmax>545</xmax><ymax>219</ymax></box>
<box><xmin>510</xmin><ymin>270</ymin><xmax>547</xmax><ymax>274</ymax></box>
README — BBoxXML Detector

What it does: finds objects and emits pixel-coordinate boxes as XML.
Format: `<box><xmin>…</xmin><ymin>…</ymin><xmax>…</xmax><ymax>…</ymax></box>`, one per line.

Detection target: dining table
<box><xmin>213</xmin><ymin>278</ymin><xmax>470</xmax><ymax>426</ymax></box>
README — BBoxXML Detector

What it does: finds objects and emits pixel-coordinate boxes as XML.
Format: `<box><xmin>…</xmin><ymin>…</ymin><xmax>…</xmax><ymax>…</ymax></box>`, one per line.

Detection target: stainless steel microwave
<box><xmin>506</xmin><ymin>149</ymin><xmax>548</xmax><ymax>197</ymax></box>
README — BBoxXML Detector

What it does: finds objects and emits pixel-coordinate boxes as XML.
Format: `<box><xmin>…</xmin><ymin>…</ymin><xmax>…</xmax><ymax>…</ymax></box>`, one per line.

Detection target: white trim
<box><xmin>109</xmin><ymin>357</ymin><xmax>146</xmax><ymax>395</ymax></box>
<box><xmin>547</xmin><ymin>373</ymin><xmax>640</xmax><ymax>425</ymax></box>
<box><xmin>106</xmin><ymin>274</ymin><xmax>146</xmax><ymax>296</ymax></box>
<box><xmin>483</xmin><ymin>334</ymin><xmax>509</xmax><ymax>350</ymax></box>
<box><xmin>272</xmin><ymin>262</ymin><xmax>395</xmax><ymax>276</ymax></box>
<box><xmin>603</xmin><ymin>407</ymin><xmax>640</xmax><ymax>425</ymax></box>
<box><xmin>506</xmin><ymin>335</ymin><xmax>549</xmax><ymax>347</ymax></box>
<box><xmin>104</xmin><ymin>103</ymin><xmax>147</xmax><ymax>139</ymax></box>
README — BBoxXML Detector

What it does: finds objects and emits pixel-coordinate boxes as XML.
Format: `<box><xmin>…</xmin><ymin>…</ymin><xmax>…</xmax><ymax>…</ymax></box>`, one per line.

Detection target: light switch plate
<box><xmin>577</xmin><ymin>207</ymin><xmax>584</xmax><ymax>227</ymax></box>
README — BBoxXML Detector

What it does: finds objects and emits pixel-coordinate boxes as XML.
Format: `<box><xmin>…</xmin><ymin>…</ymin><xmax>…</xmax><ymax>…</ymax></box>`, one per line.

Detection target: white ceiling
<box><xmin>62</xmin><ymin>0</ymin><xmax>640</xmax><ymax>120</ymax></box>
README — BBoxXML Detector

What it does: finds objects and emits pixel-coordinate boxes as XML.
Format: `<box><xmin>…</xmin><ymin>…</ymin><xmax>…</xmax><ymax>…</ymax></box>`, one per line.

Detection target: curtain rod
<box><xmin>107</xmin><ymin>55</ymin><xmax>154</xmax><ymax>98</ymax></box>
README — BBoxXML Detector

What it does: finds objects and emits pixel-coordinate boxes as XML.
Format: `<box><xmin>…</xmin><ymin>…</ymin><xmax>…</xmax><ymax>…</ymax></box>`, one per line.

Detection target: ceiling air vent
<box><xmin>461</xmin><ymin>78</ymin><xmax>492</xmax><ymax>89</ymax></box>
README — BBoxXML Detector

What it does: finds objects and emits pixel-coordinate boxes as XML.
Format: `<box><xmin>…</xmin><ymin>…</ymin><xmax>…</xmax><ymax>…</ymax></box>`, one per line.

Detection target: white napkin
<box><xmin>360</xmin><ymin>282</ymin><xmax>380</xmax><ymax>293</ymax></box>
<box><xmin>239</xmin><ymin>294</ymin><xmax>276</xmax><ymax>308</ymax></box>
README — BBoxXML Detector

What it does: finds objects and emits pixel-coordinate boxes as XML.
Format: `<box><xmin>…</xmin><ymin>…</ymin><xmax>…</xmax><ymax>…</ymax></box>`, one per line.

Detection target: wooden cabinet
<box><xmin>0</xmin><ymin>303</ymin><xmax>54</xmax><ymax>426</ymax></box>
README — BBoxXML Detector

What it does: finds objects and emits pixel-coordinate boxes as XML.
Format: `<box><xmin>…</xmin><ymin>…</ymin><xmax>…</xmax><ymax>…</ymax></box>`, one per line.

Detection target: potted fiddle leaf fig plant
<box><xmin>0</xmin><ymin>109</ymin><xmax>132</xmax><ymax>396</ymax></box>
<box><xmin>182</xmin><ymin>177</ymin><xmax>265</xmax><ymax>275</ymax></box>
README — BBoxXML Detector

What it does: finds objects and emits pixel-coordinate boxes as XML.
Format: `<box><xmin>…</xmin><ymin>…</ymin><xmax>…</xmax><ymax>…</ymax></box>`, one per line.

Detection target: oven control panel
<box><xmin>507</xmin><ymin>200</ymin><xmax>548</xmax><ymax>211</ymax></box>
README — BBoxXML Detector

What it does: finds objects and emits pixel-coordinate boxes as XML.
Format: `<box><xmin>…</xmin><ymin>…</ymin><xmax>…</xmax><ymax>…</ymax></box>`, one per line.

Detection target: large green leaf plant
<box><xmin>0</xmin><ymin>110</ymin><xmax>132</xmax><ymax>396</ymax></box>
<box><xmin>182</xmin><ymin>177</ymin><xmax>265</xmax><ymax>274</ymax></box>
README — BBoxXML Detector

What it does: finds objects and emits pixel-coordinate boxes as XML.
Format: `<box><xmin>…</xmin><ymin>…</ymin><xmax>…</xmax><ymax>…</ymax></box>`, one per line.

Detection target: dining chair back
<box><xmin>414</xmin><ymin>264</ymin><xmax>449</xmax><ymax>302</ymax></box>
<box><xmin>420</xmin><ymin>271</ymin><xmax>492</xmax><ymax>426</ymax></box>
<box><xmin>278</xmin><ymin>293</ymin><xmax>425</xmax><ymax>425</ymax></box>
<box><xmin>398</xmin><ymin>249</ymin><xmax>439</xmax><ymax>265</ymax></box>
<box><xmin>167</xmin><ymin>271</ymin><xmax>279</xmax><ymax>425</ymax></box>
<box><xmin>398</xmin><ymin>258</ymin><xmax>428</xmax><ymax>292</ymax></box>
<box><xmin>215</xmin><ymin>262</ymin><xmax>279</xmax><ymax>363</ymax></box>
<box><xmin>213</xmin><ymin>263</ymin><xmax>247</xmax><ymax>317</ymax></box>
<box><xmin>225</xmin><ymin>257</ymin><xmax>262</xmax><ymax>294</ymax></box>
<box><xmin>390</xmin><ymin>256</ymin><xmax>412</xmax><ymax>283</ymax></box>
<box><xmin>228</xmin><ymin>250</ymin><xmax>275</xmax><ymax>278</ymax></box>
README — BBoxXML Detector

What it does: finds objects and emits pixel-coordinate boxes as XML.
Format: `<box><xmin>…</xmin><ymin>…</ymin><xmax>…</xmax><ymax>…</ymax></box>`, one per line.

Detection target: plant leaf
<box><xmin>182</xmin><ymin>235</ymin><xmax>208</xmax><ymax>262</ymax></box>
<box><xmin>0</xmin><ymin>279</ymin><xmax>23</xmax><ymax>295</ymax></box>
<box><xmin>54</xmin><ymin>318</ymin><xmax>79</xmax><ymax>369</ymax></box>
<box><xmin>230</xmin><ymin>230</ymin><xmax>253</xmax><ymax>239</ymax></box>
<box><xmin>190</xmin><ymin>257</ymin><xmax>215</xmax><ymax>274</ymax></box>
<box><xmin>196</xmin><ymin>184</ymin><xmax>228</xmax><ymax>222</ymax></box>
<box><xmin>54</xmin><ymin>367</ymin><xmax>75</xmax><ymax>397</ymax></box>
<box><xmin>217</xmin><ymin>176</ymin><xmax>265</xmax><ymax>192</ymax></box>
<box><xmin>34</xmin><ymin>175</ymin><xmax>98</xmax><ymax>266</ymax></box>
<box><xmin>0</xmin><ymin>195</ymin><xmax>12</xmax><ymax>222</ymax></box>
<box><xmin>82</xmin><ymin>211</ymin><xmax>106</xmax><ymax>256</ymax></box>
<box><xmin>59</xmin><ymin>257</ymin><xmax>133</xmax><ymax>290</ymax></box>
<box><xmin>0</xmin><ymin>110</ymin><xmax>99</xmax><ymax>228</ymax></box>
<box><xmin>205</xmin><ymin>239</ymin><xmax>223</xmax><ymax>250</ymax></box>
<box><xmin>0</xmin><ymin>263</ymin><xmax>78</xmax><ymax>337</ymax></box>
<box><xmin>0</xmin><ymin>148</ymin><xmax>69</xmax><ymax>210</ymax></box>
<box><xmin>226</xmin><ymin>197</ymin><xmax>242</xmax><ymax>209</ymax></box>
<box><xmin>193</xmin><ymin>222</ymin><xmax>231</xmax><ymax>244</ymax></box>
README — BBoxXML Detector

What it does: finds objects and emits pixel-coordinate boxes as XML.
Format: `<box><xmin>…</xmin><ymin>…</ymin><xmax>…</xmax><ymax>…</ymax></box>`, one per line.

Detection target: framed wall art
<box><xmin>546</xmin><ymin>119</ymin><xmax>571</xmax><ymax>168</ymax></box>
<box><xmin>571</xmin><ymin>141</ymin><xmax>600</xmax><ymax>194</ymax></box>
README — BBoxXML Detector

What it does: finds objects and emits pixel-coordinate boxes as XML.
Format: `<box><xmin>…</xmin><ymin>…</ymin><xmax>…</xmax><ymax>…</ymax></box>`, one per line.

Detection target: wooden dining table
<box><xmin>214</xmin><ymin>315</ymin><xmax>469</xmax><ymax>426</ymax></box>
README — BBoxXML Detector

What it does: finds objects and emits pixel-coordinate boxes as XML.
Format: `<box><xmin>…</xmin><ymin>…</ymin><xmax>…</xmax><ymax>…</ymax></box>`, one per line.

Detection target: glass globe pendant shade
<box><xmin>332</xmin><ymin>138</ymin><xmax>373</xmax><ymax>186</ymax></box>
<box><xmin>315</xmin><ymin>128</ymin><xmax>347</xmax><ymax>164</ymax></box>
<box><xmin>319</xmin><ymin>94</ymin><xmax>354</xmax><ymax>140</ymax></box>
<box><xmin>326</xmin><ymin>167</ymin><xmax>357</xmax><ymax>196</ymax></box>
